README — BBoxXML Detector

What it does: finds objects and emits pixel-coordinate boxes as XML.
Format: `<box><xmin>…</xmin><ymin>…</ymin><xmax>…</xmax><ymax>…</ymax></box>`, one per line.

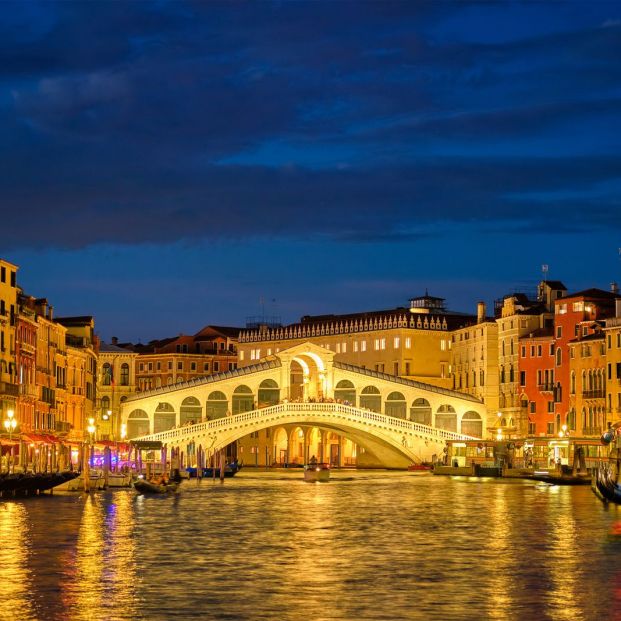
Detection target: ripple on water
<box><xmin>0</xmin><ymin>472</ymin><xmax>618</xmax><ymax>620</ymax></box>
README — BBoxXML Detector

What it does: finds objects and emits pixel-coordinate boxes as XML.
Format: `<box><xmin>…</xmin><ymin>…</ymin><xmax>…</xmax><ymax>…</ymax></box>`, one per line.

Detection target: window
<box><xmin>405</xmin><ymin>362</ymin><xmax>410</xmax><ymax>375</ymax></box>
<box><xmin>204</xmin><ymin>362</ymin><xmax>210</xmax><ymax>372</ymax></box>
<box><xmin>342</xmin><ymin>343</ymin><xmax>347</xmax><ymax>354</ymax></box>
<box><xmin>537</xmin><ymin>345</ymin><xmax>542</xmax><ymax>356</ymax></box>
<box><xmin>530</xmin><ymin>346</ymin><xmax>535</xmax><ymax>357</ymax></box>
<box><xmin>239</xmin><ymin>351</ymin><xmax>245</xmax><ymax>361</ymax></box>
<box><xmin>440</xmin><ymin>339</ymin><xmax>446</xmax><ymax>351</ymax></box>
<box><xmin>556</xmin><ymin>349</ymin><xmax>562</xmax><ymax>366</ymax></box>
<box><xmin>0</xmin><ymin>266</ymin><xmax>4</xmax><ymax>282</ymax></box>
<box><xmin>528</xmin><ymin>422</ymin><xmax>536</xmax><ymax>435</ymax></box>
<box><xmin>361</xmin><ymin>341</ymin><xmax>367</xmax><ymax>352</ymax></box>
<box><xmin>549</xmin><ymin>343</ymin><xmax>554</xmax><ymax>356</ymax></box>
<box><xmin>191</xmin><ymin>362</ymin><xmax>196</xmax><ymax>371</ymax></box>
<box><xmin>520</xmin><ymin>371</ymin><xmax>525</xmax><ymax>386</ymax></box>
<box><xmin>547</xmin><ymin>422</ymin><xmax>555</xmax><ymax>435</ymax></box>
<box><xmin>547</xmin><ymin>401</ymin><xmax>555</xmax><ymax>413</ymax></box>
<box><xmin>556</xmin><ymin>326</ymin><xmax>562</xmax><ymax>338</ymax></box>
<box><xmin>381</xmin><ymin>338</ymin><xmax>386</xmax><ymax>350</ymax></box>
<box><xmin>530</xmin><ymin>402</ymin><xmax>536</xmax><ymax>413</ymax></box>
<box><xmin>229</xmin><ymin>363</ymin><xmax>236</xmax><ymax>371</ymax></box>
<box><xmin>168</xmin><ymin>361</ymin><xmax>172</xmax><ymax>370</ymax></box>
<box><xmin>393</xmin><ymin>362</ymin><xmax>399</xmax><ymax>375</ymax></box>
<box><xmin>394</xmin><ymin>337</ymin><xmax>400</xmax><ymax>349</ymax></box>
<box><xmin>336</xmin><ymin>343</ymin><xmax>341</xmax><ymax>354</ymax></box>
<box><xmin>120</xmin><ymin>363</ymin><xmax>129</xmax><ymax>386</ymax></box>
<box><xmin>353</xmin><ymin>341</ymin><xmax>358</xmax><ymax>353</ymax></box>
<box><xmin>521</xmin><ymin>346</ymin><xmax>526</xmax><ymax>357</ymax></box>
<box><xmin>405</xmin><ymin>337</ymin><xmax>411</xmax><ymax>349</ymax></box>
<box><xmin>148</xmin><ymin>362</ymin><xmax>153</xmax><ymax>371</ymax></box>
<box><xmin>177</xmin><ymin>361</ymin><xmax>183</xmax><ymax>371</ymax></box>
<box><xmin>213</xmin><ymin>362</ymin><xmax>220</xmax><ymax>372</ymax></box>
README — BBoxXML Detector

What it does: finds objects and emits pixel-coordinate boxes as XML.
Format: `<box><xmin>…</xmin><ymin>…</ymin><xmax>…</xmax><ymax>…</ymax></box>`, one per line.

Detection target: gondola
<box><xmin>134</xmin><ymin>478</ymin><xmax>179</xmax><ymax>494</ymax></box>
<box><xmin>591</xmin><ymin>464</ymin><xmax>621</xmax><ymax>504</ymax></box>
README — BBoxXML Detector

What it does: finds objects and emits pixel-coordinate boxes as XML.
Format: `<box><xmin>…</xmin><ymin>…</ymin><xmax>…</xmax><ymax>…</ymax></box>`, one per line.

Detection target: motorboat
<box><xmin>304</xmin><ymin>463</ymin><xmax>330</xmax><ymax>482</ymax></box>
<box><xmin>106</xmin><ymin>472</ymin><xmax>133</xmax><ymax>488</ymax></box>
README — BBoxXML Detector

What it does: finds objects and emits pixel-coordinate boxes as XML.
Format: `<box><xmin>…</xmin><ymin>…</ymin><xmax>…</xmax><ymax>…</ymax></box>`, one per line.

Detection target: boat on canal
<box><xmin>186</xmin><ymin>462</ymin><xmax>242</xmax><ymax>478</ymax></box>
<box><xmin>592</xmin><ymin>464</ymin><xmax>621</xmax><ymax>503</ymax></box>
<box><xmin>134</xmin><ymin>477</ymin><xmax>179</xmax><ymax>494</ymax></box>
<box><xmin>303</xmin><ymin>463</ymin><xmax>330</xmax><ymax>482</ymax></box>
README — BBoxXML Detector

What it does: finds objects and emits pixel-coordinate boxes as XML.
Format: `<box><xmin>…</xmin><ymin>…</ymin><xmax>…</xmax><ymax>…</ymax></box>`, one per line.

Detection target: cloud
<box><xmin>0</xmin><ymin>1</ymin><xmax>619</xmax><ymax>250</ymax></box>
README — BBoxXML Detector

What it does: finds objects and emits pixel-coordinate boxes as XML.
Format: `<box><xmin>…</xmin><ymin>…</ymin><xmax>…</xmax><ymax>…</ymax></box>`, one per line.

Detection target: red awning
<box><xmin>22</xmin><ymin>433</ymin><xmax>61</xmax><ymax>444</ymax></box>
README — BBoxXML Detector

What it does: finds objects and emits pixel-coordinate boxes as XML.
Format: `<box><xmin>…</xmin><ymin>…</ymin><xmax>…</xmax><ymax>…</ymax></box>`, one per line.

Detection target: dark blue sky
<box><xmin>2</xmin><ymin>1</ymin><xmax>621</xmax><ymax>342</ymax></box>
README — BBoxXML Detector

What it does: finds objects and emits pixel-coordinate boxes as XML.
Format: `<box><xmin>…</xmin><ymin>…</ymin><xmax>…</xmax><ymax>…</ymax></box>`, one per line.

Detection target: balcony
<box><xmin>19</xmin><ymin>384</ymin><xmax>38</xmax><ymax>398</ymax></box>
<box><xmin>55</xmin><ymin>421</ymin><xmax>73</xmax><ymax>434</ymax></box>
<box><xmin>582</xmin><ymin>426</ymin><xmax>603</xmax><ymax>436</ymax></box>
<box><xmin>582</xmin><ymin>390</ymin><xmax>605</xmax><ymax>399</ymax></box>
<box><xmin>537</xmin><ymin>383</ymin><xmax>555</xmax><ymax>392</ymax></box>
<box><xmin>0</xmin><ymin>381</ymin><xmax>19</xmax><ymax>397</ymax></box>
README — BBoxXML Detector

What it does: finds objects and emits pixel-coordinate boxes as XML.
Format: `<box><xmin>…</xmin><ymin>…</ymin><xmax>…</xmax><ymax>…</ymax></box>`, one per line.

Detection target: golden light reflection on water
<box><xmin>0</xmin><ymin>503</ymin><xmax>34</xmax><ymax>620</ymax></box>
<box><xmin>61</xmin><ymin>492</ymin><xmax>139</xmax><ymax>620</ymax></box>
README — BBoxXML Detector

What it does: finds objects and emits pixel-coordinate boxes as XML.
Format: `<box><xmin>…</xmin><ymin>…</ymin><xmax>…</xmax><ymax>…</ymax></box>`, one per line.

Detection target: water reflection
<box><xmin>0</xmin><ymin>473</ymin><xmax>619</xmax><ymax>620</ymax></box>
<box><xmin>0</xmin><ymin>503</ymin><xmax>35</xmax><ymax>620</ymax></box>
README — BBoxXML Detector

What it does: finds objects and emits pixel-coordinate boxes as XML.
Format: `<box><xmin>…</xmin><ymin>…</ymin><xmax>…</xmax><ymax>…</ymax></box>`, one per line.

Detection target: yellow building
<box><xmin>604</xmin><ymin>303</ymin><xmax>621</xmax><ymax>427</ymax></box>
<box><xmin>97</xmin><ymin>341</ymin><xmax>139</xmax><ymax>440</ymax></box>
<box><xmin>56</xmin><ymin>316</ymin><xmax>98</xmax><ymax>442</ymax></box>
<box><xmin>33</xmin><ymin>300</ymin><xmax>67</xmax><ymax>436</ymax></box>
<box><xmin>496</xmin><ymin>281</ymin><xmax>564</xmax><ymax>436</ymax></box>
<box><xmin>238</xmin><ymin>294</ymin><xmax>474</xmax><ymax>390</ymax></box>
<box><xmin>0</xmin><ymin>259</ymin><xmax>18</xmax><ymax>424</ymax></box>
<box><xmin>568</xmin><ymin>327</ymin><xmax>606</xmax><ymax>437</ymax></box>
<box><xmin>450</xmin><ymin>302</ymin><xmax>499</xmax><ymax>433</ymax></box>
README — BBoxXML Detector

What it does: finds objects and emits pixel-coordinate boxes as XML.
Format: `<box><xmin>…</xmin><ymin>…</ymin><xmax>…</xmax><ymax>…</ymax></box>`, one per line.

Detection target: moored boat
<box><xmin>134</xmin><ymin>478</ymin><xmax>179</xmax><ymax>494</ymax></box>
<box><xmin>592</xmin><ymin>464</ymin><xmax>621</xmax><ymax>503</ymax></box>
<box><xmin>304</xmin><ymin>463</ymin><xmax>330</xmax><ymax>482</ymax></box>
<box><xmin>186</xmin><ymin>462</ymin><xmax>242</xmax><ymax>478</ymax></box>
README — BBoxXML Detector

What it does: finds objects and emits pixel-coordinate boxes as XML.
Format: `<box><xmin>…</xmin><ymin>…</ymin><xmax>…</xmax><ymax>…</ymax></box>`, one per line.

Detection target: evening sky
<box><xmin>2</xmin><ymin>1</ymin><xmax>621</xmax><ymax>341</ymax></box>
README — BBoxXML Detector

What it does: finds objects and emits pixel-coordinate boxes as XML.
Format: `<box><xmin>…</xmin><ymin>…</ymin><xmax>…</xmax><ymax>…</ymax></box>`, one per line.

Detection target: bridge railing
<box><xmin>137</xmin><ymin>402</ymin><xmax>473</xmax><ymax>443</ymax></box>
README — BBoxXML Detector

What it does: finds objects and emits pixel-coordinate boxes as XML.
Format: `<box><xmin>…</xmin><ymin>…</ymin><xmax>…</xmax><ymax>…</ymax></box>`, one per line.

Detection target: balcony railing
<box><xmin>582</xmin><ymin>390</ymin><xmax>605</xmax><ymax>399</ymax></box>
<box><xmin>582</xmin><ymin>426</ymin><xmax>603</xmax><ymax>436</ymax></box>
<box><xmin>537</xmin><ymin>383</ymin><xmax>554</xmax><ymax>392</ymax></box>
<box><xmin>55</xmin><ymin>421</ymin><xmax>73</xmax><ymax>434</ymax></box>
<box><xmin>0</xmin><ymin>381</ymin><xmax>19</xmax><ymax>396</ymax></box>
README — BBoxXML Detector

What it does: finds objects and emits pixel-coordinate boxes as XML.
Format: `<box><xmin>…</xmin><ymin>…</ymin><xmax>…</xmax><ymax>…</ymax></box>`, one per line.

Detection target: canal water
<box><xmin>1</xmin><ymin>470</ymin><xmax>621</xmax><ymax>620</ymax></box>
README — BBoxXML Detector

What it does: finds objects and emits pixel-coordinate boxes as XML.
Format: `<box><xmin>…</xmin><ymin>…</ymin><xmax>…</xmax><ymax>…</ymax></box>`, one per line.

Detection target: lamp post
<box><xmin>3</xmin><ymin>408</ymin><xmax>17</xmax><ymax>473</ymax></box>
<box><xmin>87</xmin><ymin>417</ymin><xmax>96</xmax><ymax>468</ymax></box>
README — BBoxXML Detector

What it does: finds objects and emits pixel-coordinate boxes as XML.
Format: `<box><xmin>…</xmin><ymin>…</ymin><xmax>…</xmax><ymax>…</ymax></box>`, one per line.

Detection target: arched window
<box><xmin>385</xmin><ymin>392</ymin><xmax>406</xmax><ymax>419</ymax></box>
<box><xmin>258</xmin><ymin>379</ymin><xmax>280</xmax><ymax>407</ymax></box>
<box><xmin>410</xmin><ymin>398</ymin><xmax>431</xmax><ymax>426</ymax></box>
<box><xmin>154</xmin><ymin>402</ymin><xmax>176</xmax><ymax>433</ymax></box>
<box><xmin>556</xmin><ymin>348</ymin><xmax>562</xmax><ymax>366</ymax></box>
<box><xmin>120</xmin><ymin>363</ymin><xmax>129</xmax><ymax>386</ymax></box>
<box><xmin>127</xmin><ymin>409</ymin><xmax>150</xmax><ymax>438</ymax></box>
<box><xmin>102</xmin><ymin>362</ymin><xmax>112</xmax><ymax>386</ymax></box>
<box><xmin>436</xmin><ymin>405</ymin><xmax>457</xmax><ymax>432</ymax></box>
<box><xmin>334</xmin><ymin>380</ymin><xmax>356</xmax><ymax>405</ymax></box>
<box><xmin>359</xmin><ymin>386</ymin><xmax>381</xmax><ymax>413</ymax></box>
<box><xmin>570</xmin><ymin>371</ymin><xmax>576</xmax><ymax>395</ymax></box>
<box><xmin>100</xmin><ymin>396</ymin><xmax>110</xmax><ymax>417</ymax></box>
<box><xmin>180</xmin><ymin>396</ymin><xmax>202</xmax><ymax>425</ymax></box>
<box><xmin>232</xmin><ymin>385</ymin><xmax>254</xmax><ymax>414</ymax></box>
<box><xmin>206</xmin><ymin>391</ymin><xmax>228</xmax><ymax>419</ymax></box>
<box><xmin>461</xmin><ymin>411</ymin><xmax>482</xmax><ymax>437</ymax></box>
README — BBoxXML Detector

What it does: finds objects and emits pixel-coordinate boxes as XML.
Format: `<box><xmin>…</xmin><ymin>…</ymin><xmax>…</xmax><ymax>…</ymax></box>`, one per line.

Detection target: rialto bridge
<box><xmin>121</xmin><ymin>343</ymin><xmax>486</xmax><ymax>468</ymax></box>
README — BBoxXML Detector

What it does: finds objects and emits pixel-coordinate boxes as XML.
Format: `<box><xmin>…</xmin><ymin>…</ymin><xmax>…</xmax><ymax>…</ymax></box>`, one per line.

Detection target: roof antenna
<box><xmin>541</xmin><ymin>264</ymin><xmax>548</xmax><ymax>282</ymax></box>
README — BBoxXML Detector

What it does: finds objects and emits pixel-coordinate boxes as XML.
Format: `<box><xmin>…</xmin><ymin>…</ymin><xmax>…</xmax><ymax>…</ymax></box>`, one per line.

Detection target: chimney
<box><xmin>611</xmin><ymin>282</ymin><xmax>619</xmax><ymax>294</ymax></box>
<box><xmin>477</xmin><ymin>301</ymin><xmax>486</xmax><ymax>324</ymax></box>
<box><xmin>111</xmin><ymin>336</ymin><xmax>118</xmax><ymax>345</ymax></box>
<box><xmin>616</xmin><ymin>299</ymin><xmax>621</xmax><ymax>318</ymax></box>
<box><xmin>48</xmin><ymin>305</ymin><xmax>53</xmax><ymax>321</ymax></box>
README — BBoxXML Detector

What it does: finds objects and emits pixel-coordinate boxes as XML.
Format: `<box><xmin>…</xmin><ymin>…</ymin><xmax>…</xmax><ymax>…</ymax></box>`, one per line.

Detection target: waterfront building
<box><xmin>496</xmin><ymin>281</ymin><xmax>564</xmax><ymax>436</ymax></box>
<box><xmin>569</xmin><ymin>326</ymin><xmax>606</xmax><ymax>436</ymax></box>
<box><xmin>518</xmin><ymin>328</ymin><xmax>556</xmax><ymax>436</ymax></box>
<box><xmin>0</xmin><ymin>259</ymin><xmax>18</xmax><ymax>424</ymax></box>
<box><xmin>553</xmin><ymin>288</ymin><xmax>619</xmax><ymax>438</ymax></box>
<box><xmin>238</xmin><ymin>293</ymin><xmax>476</xmax><ymax>390</ymax></box>
<box><xmin>97</xmin><ymin>340</ymin><xmax>139</xmax><ymax>440</ymax></box>
<box><xmin>57</xmin><ymin>316</ymin><xmax>98</xmax><ymax>443</ymax></box>
<box><xmin>449</xmin><ymin>301</ymin><xmax>499</xmax><ymax>432</ymax></box>
<box><xmin>604</xmin><ymin>301</ymin><xmax>621</xmax><ymax>425</ymax></box>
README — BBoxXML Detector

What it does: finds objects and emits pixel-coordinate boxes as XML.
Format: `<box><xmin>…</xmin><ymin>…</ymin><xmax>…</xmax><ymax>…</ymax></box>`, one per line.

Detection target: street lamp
<box><xmin>3</xmin><ymin>409</ymin><xmax>17</xmax><ymax>473</ymax></box>
<box><xmin>87</xmin><ymin>417</ymin><xmax>96</xmax><ymax>468</ymax></box>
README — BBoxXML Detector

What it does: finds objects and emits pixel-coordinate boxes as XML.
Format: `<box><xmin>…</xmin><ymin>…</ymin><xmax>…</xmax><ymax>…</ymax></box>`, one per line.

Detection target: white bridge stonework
<box><xmin>121</xmin><ymin>342</ymin><xmax>485</xmax><ymax>468</ymax></box>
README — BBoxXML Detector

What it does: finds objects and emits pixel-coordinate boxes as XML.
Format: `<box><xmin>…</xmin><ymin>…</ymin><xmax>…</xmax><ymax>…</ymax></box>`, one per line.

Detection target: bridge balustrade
<box><xmin>137</xmin><ymin>402</ymin><xmax>473</xmax><ymax>443</ymax></box>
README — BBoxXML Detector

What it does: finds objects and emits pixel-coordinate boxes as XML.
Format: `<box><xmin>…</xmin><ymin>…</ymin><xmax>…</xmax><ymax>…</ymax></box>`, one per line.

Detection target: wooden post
<box><xmin>83</xmin><ymin>443</ymin><xmax>90</xmax><ymax>493</ymax></box>
<box><xmin>103</xmin><ymin>446</ymin><xmax>110</xmax><ymax>489</ymax></box>
<box><xmin>219</xmin><ymin>449</ymin><xmax>225</xmax><ymax>481</ymax></box>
